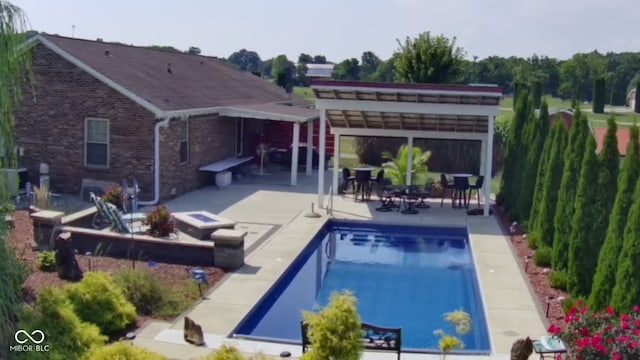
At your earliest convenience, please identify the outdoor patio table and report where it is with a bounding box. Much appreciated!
[353,168,374,201]
[450,174,472,209]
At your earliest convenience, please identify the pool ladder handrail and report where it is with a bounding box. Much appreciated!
[326,185,334,216]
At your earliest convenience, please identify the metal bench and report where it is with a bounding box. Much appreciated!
[198,156,254,189]
[301,321,402,360]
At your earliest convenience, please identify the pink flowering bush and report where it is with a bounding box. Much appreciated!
[548,300,640,359]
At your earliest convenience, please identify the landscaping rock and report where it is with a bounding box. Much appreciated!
[55,232,83,281]
[183,316,205,346]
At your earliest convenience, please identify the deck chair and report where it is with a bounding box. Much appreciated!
[106,203,149,234]
[90,192,146,229]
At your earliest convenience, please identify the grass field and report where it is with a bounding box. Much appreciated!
[294,87,315,100]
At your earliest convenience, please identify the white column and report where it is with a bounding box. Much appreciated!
[406,137,414,185]
[480,139,486,175]
[306,120,313,176]
[332,133,340,191]
[291,122,300,186]
[318,110,327,207]
[483,116,495,216]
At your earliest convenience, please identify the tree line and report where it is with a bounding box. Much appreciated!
[499,89,640,313]
[222,39,640,106]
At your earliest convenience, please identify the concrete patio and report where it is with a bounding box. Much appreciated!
[132,169,548,359]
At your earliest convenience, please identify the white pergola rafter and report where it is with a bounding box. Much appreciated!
[312,80,501,216]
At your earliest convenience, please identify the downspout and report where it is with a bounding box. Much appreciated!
[139,117,170,206]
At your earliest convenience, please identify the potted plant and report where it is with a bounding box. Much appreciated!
[143,205,174,238]
[102,183,124,211]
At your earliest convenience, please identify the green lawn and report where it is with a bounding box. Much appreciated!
[293,86,315,100]
[500,96,639,127]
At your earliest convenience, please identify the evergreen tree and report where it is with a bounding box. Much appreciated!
[518,100,550,224]
[592,76,606,114]
[531,120,568,248]
[528,117,556,237]
[567,135,601,296]
[635,84,640,113]
[532,80,543,109]
[611,170,640,312]
[498,90,531,216]
[590,123,640,310]
[551,109,589,270]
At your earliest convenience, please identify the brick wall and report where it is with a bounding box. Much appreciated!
[158,115,236,199]
[14,44,155,198]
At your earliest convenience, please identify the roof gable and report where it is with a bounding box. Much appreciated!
[36,34,291,116]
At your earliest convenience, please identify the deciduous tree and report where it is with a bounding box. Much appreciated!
[393,32,465,84]
[227,48,262,73]
[590,123,640,310]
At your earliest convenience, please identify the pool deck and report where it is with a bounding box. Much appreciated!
[132,170,547,359]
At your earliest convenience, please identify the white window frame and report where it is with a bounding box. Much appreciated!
[84,117,110,168]
[179,119,189,164]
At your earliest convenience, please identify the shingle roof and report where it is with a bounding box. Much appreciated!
[37,34,291,113]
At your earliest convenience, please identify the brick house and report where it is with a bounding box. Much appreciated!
[15,34,319,204]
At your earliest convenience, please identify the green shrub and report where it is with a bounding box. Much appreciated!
[19,287,106,360]
[534,247,552,267]
[301,290,363,360]
[196,344,270,360]
[549,270,568,291]
[36,251,56,272]
[83,341,168,360]
[115,269,165,316]
[66,272,137,335]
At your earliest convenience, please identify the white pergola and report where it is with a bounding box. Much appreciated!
[310,80,502,216]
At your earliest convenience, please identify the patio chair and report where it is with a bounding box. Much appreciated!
[89,192,146,229]
[415,179,434,209]
[468,176,484,207]
[370,169,385,198]
[105,203,149,234]
[439,174,455,207]
[340,168,355,194]
[354,170,373,201]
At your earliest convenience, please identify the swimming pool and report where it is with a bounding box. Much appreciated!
[233,220,491,353]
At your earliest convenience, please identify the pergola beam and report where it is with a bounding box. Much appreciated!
[315,99,500,118]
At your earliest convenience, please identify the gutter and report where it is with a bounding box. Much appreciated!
[138,117,170,206]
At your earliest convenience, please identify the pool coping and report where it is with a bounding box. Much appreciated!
[135,200,548,359]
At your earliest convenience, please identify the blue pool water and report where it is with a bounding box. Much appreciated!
[234,220,491,352]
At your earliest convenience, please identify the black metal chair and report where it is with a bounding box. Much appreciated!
[354,170,372,201]
[341,168,355,194]
[440,174,455,207]
[468,175,484,207]
[370,169,385,198]
[416,179,434,209]
[452,176,470,209]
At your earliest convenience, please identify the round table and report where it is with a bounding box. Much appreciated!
[450,174,473,208]
[353,168,374,201]
[450,173,473,178]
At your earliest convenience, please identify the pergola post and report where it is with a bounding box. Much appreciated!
[483,116,495,216]
[306,120,314,176]
[406,136,414,185]
[318,110,327,208]
[332,133,340,192]
[290,122,300,186]
[480,139,486,175]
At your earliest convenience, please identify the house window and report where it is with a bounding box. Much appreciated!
[85,118,109,167]
[180,120,189,164]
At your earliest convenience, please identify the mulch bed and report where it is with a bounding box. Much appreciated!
[8,210,227,326]
[493,205,568,330]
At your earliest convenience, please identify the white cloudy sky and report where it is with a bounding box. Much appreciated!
[11,0,640,62]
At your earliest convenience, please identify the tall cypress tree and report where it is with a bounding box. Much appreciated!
[531,120,567,248]
[592,77,606,114]
[551,109,589,270]
[528,115,556,237]
[518,100,550,224]
[567,135,601,297]
[498,90,531,216]
[611,172,640,312]
[590,123,640,310]
[634,84,640,114]
[532,80,543,109]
